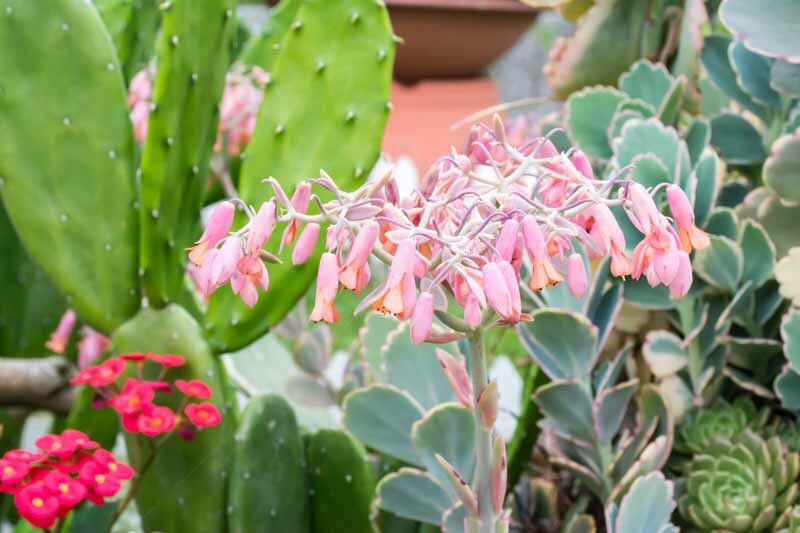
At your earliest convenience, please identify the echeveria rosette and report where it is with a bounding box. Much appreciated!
[676,397,772,456]
[678,430,800,532]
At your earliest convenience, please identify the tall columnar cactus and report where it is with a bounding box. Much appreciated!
[204,0,395,352]
[138,0,237,307]
[229,394,309,533]
[0,0,139,333]
[94,0,161,81]
[112,306,235,533]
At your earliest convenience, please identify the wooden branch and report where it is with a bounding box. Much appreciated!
[0,356,75,413]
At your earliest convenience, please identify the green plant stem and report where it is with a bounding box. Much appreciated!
[106,439,163,532]
[468,327,494,533]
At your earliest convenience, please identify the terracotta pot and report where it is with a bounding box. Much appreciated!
[264,0,539,82]
[387,0,539,82]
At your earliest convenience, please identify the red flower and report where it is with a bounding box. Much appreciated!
[60,430,99,451]
[110,379,155,415]
[175,379,212,399]
[149,353,185,367]
[137,405,176,436]
[185,403,222,428]
[0,459,29,485]
[72,358,125,387]
[121,412,142,434]
[148,381,172,393]
[14,484,60,529]
[92,450,134,481]
[53,452,92,475]
[35,434,77,459]
[78,461,121,497]
[43,471,86,508]
[121,352,149,361]
[3,450,46,463]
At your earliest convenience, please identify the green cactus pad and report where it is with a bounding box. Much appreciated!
[306,429,375,533]
[239,0,301,71]
[566,87,625,160]
[229,394,309,533]
[138,0,237,307]
[410,403,475,501]
[204,0,395,353]
[0,0,139,333]
[374,467,454,525]
[112,305,234,533]
[94,0,160,81]
[720,0,800,63]
[343,384,425,465]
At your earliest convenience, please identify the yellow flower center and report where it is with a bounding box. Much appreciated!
[51,442,61,450]
[32,497,43,508]
[149,417,163,428]
[108,462,117,472]
[94,474,106,484]
[59,483,69,494]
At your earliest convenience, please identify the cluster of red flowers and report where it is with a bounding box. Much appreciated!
[0,430,133,529]
[71,353,222,439]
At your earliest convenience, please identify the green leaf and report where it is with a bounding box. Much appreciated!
[709,112,767,165]
[782,308,800,374]
[776,247,800,306]
[699,78,731,117]
[739,188,800,258]
[239,0,301,71]
[518,309,598,381]
[343,384,425,465]
[506,365,547,489]
[0,0,139,332]
[375,468,453,525]
[764,131,800,203]
[566,87,626,160]
[771,60,800,98]
[534,380,595,443]
[622,277,674,310]
[359,312,400,380]
[657,77,685,126]
[705,207,739,240]
[613,472,676,533]
[671,0,708,80]
[692,152,720,228]
[595,379,638,443]
[720,0,800,63]
[205,0,395,352]
[685,117,710,167]
[642,330,687,378]
[701,35,768,121]
[729,40,781,108]
[411,404,475,499]
[619,60,673,111]
[628,153,671,188]
[306,429,375,533]
[692,235,743,292]
[775,366,800,411]
[613,118,680,182]
[738,220,775,289]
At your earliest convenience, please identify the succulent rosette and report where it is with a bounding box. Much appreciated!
[678,429,800,532]
[676,397,772,456]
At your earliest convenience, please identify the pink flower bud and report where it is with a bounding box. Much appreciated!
[231,253,269,307]
[495,219,520,262]
[491,435,507,515]
[46,309,77,354]
[189,201,235,265]
[434,454,478,517]
[669,250,692,298]
[435,349,473,408]
[566,253,587,299]
[464,293,482,329]
[521,215,546,260]
[310,253,339,323]
[247,200,277,254]
[210,236,243,287]
[628,183,660,234]
[292,223,320,265]
[570,150,593,179]
[340,221,379,293]
[78,327,111,369]
[482,262,511,319]
[666,185,710,252]
[281,183,313,249]
[410,291,434,344]
[477,379,499,431]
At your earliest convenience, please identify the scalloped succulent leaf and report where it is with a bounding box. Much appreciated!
[518,309,598,381]
[738,188,800,258]
[701,35,769,121]
[738,220,775,289]
[204,0,395,352]
[374,468,453,525]
[776,247,800,305]
[410,403,475,500]
[692,151,720,228]
[612,472,676,533]
[613,118,680,182]
[729,40,782,108]
[566,87,626,160]
[782,308,800,373]
[692,235,743,292]
[306,429,375,533]
[710,112,767,165]
[685,117,710,166]
[534,380,595,443]
[0,0,139,332]
[619,60,673,111]
[642,331,687,378]
[595,379,638,443]
[699,78,731,117]
[776,366,800,411]
[657,77,685,126]
[720,0,800,63]
[705,207,739,240]
[764,131,800,204]
[343,384,425,465]
[771,60,800,97]
[359,312,400,379]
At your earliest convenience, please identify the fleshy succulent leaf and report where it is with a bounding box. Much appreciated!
[566,87,626,160]
[764,131,800,204]
[518,309,598,381]
[613,472,676,533]
[374,468,454,526]
[692,235,743,292]
[709,112,767,165]
[719,0,800,63]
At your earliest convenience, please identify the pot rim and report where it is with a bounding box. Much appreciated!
[385,0,538,13]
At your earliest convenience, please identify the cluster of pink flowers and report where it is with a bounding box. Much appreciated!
[46,309,111,369]
[0,430,133,529]
[128,64,268,155]
[71,354,222,439]
[187,117,709,343]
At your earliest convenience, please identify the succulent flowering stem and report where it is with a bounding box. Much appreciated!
[467,327,495,532]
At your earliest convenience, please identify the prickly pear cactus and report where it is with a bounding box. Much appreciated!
[0,0,139,333]
[94,0,161,81]
[204,0,395,353]
[306,429,375,533]
[112,305,235,533]
[138,0,237,307]
[229,394,310,533]
[239,0,301,71]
